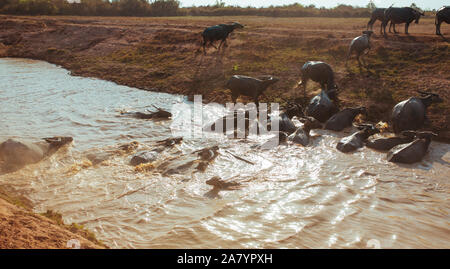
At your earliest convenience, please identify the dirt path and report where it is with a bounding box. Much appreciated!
[0,15,449,141]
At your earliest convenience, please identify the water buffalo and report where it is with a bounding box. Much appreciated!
[366,131,416,151]
[226,75,279,106]
[346,31,373,71]
[288,117,322,146]
[298,61,338,100]
[387,131,436,164]
[0,137,73,172]
[382,7,425,35]
[283,101,304,119]
[202,22,244,55]
[367,7,400,34]
[203,110,256,137]
[436,6,450,35]
[120,106,171,119]
[336,124,379,153]
[266,103,304,135]
[305,89,339,123]
[391,91,443,134]
[367,8,390,33]
[324,107,367,132]
[265,111,298,135]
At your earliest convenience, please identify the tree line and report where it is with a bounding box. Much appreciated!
[0,0,431,17]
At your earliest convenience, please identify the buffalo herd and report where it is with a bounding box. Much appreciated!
[198,5,447,165]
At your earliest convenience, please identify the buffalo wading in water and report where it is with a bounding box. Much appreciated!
[305,89,339,123]
[201,22,244,55]
[382,7,425,36]
[297,61,338,102]
[390,91,443,134]
[226,75,279,107]
[0,137,73,172]
[203,109,259,138]
[288,116,322,146]
[266,102,304,135]
[436,6,450,36]
[120,105,172,120]
[336,124,379,153]
[366,130,417,151]
[324,107,367,132]
[346,31,373,72]
[387,131,437,164]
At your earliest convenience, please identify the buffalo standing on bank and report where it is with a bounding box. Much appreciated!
[382,7,425,35]
[298,61,338,101]
[226,75,279,106]
[346,31,373,71]
[201,22,244,55]
[436,6,450,36]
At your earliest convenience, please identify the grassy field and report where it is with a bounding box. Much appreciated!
[1,15,449,140]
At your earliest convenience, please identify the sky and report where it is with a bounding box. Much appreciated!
[179,1,445,10]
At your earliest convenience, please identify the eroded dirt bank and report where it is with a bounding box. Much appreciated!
[0,15,449,141]
[0,187,105,248]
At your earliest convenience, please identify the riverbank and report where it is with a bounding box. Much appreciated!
[0,15,448,142]
[0,186,106,248]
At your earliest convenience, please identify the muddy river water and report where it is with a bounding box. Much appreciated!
[0,58,449,248]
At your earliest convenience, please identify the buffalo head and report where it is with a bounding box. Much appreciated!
[232,22,244,29]
[414,10,425,24]
[362,30,374,37]
[417,90,443,104]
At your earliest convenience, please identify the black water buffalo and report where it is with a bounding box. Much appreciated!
[273,112,297,135]
[226,75,279,106]
[436,6,450,35]
[298,61,338,100]
[288,117,322,146]
[305,89,339,123]
[324,107,367,132]
[387,131,436,164]
[367,8,388,33]
[390,91,443,134]
[367,8,387,33]
[382,7,425,35]
[366,131,416,151]
[203,110,257,137]
[336,124,379,153]
[267,103,304,134]
[202,22,244,54]
[367,8,399,34]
